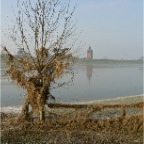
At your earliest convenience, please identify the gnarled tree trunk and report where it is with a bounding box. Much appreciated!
[2,0,77,122]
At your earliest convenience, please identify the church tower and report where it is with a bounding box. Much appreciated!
[87,46,93,59]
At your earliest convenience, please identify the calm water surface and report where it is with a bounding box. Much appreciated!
[1,63,143,106]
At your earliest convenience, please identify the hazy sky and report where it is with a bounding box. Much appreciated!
[0,0,143,59]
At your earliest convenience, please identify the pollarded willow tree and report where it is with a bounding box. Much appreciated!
[2,0,79,121]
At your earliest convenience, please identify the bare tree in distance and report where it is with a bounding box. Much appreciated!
[2,0,80,122]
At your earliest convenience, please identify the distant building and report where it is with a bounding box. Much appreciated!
[17,48,24,56]
[17,48,31,57]
[1,49,7,61]
[1,49,6,56]
[87,46,93,60]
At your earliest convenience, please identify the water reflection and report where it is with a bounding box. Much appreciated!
[86,65,93,82]
[1,63,143,106]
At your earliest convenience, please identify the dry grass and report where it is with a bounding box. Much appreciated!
[1,102,143,144]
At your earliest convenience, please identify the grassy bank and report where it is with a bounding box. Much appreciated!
[1,95,144,144]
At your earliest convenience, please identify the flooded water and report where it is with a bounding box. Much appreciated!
[1,62,143,106]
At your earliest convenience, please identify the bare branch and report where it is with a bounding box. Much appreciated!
[3,0,79,122]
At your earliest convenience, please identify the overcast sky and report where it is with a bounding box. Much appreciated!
[0,0,143,59]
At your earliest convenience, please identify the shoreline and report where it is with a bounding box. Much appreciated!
[72,94,143,105]
[1,95,143,143]
[1,94,143,114]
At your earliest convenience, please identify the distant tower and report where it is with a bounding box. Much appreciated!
[87,46,93,59]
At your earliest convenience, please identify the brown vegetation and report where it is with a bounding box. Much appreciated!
[2,0,78,122]
[1,101,143,143]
